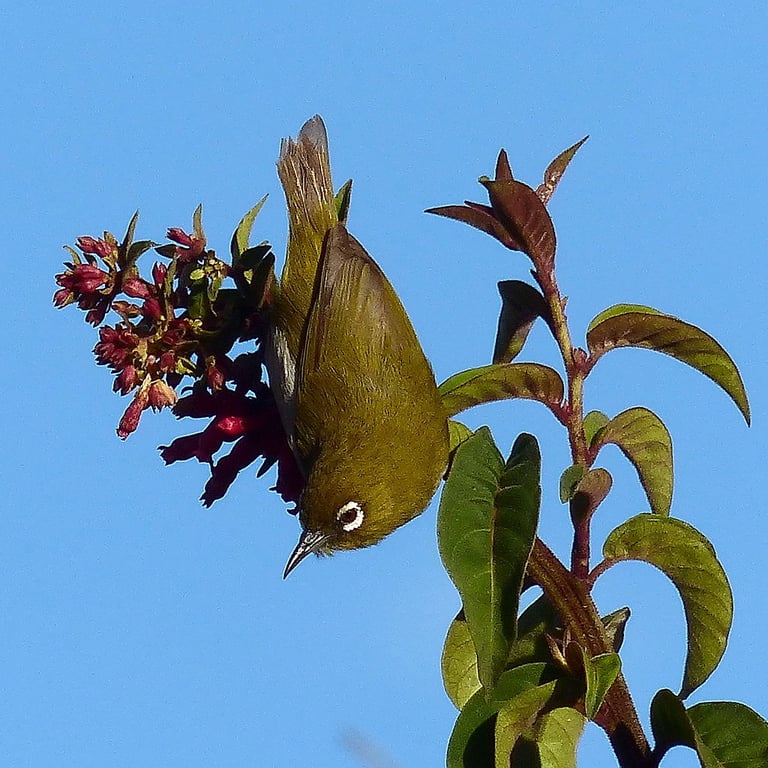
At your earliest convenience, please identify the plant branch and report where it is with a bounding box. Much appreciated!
[535,266,593,576]
[570,498,592,581]
[528,538,654,767]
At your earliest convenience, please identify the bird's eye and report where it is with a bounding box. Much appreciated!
[337,501,364,532]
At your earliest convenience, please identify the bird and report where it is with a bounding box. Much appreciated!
[267,116,449,576]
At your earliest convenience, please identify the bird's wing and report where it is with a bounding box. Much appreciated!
[295,223,438,455]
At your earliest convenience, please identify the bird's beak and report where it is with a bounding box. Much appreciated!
[283,529,331,579]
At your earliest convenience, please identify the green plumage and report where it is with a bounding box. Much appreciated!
[270,117,449,574]
[295,224,449,551]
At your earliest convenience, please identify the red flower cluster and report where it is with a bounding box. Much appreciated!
[55,222,196,437]
[54,210,299,510]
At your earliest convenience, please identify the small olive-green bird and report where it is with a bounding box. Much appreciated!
[267,116,449,577]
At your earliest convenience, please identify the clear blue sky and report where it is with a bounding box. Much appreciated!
[2,2,766,766]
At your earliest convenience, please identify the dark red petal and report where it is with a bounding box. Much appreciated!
[159,433,204,464]
[53,287,74,308]
[200,433,265,507]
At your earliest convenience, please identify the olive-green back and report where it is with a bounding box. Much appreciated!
[295,223,449,547]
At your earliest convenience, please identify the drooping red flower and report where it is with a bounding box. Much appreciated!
[160,385,304,506]
[117,378,151,439]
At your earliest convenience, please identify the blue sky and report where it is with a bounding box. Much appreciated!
[2,2,766,766]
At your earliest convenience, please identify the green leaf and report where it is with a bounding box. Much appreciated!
[507,595,562,669]
[243,250,276,311]
[442,613,481,709]
[592,407,673,516]
[651,689,768,767]
[583,410,609,445]
[581,649,621,719]
[125,239,158,268]
[480,179,557,270]
[238,244,272,271]
[650,689,698,758]
[192,203,205,241]
[438,428,504,690]
[334,179,353,223]
[536,136,589,205]
[589,303,667,326]
[602,515,732,697]
[495,682,561,768]
[122,210,140,254]
[586,304,750,424]
[207,273,223,305]
[230,195,268,260]
[439,363,565,418]
[63,243,81,265]
[438,430,541,690]
[688,701,768,766]
[448,420,474,454]
[187,280,209,321]
[493,281,550,363]
[447,664,558,768]
[559,465,586,503]
[442,594,562,711]
[601,607,630,652]
[526,707,587,768]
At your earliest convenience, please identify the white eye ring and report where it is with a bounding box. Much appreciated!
[337,501,364,532]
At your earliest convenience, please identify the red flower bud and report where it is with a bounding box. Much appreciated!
[56,263,109,295]
[172,390,217,418]
[77,236,115,260]
[159,434,204,464]
[117,381,151,439]
[159,351,176,373]
[152,262,167,286]
[166,228,194,247]
[148,379,178,411]
[94,326,140,369]
[111,300,142,318]
[166,227,205,261]
[207,363,226,391]
[113,365,140,395]
[84,303,110,326]
[122,277,152,299]
[142,297,162,320]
